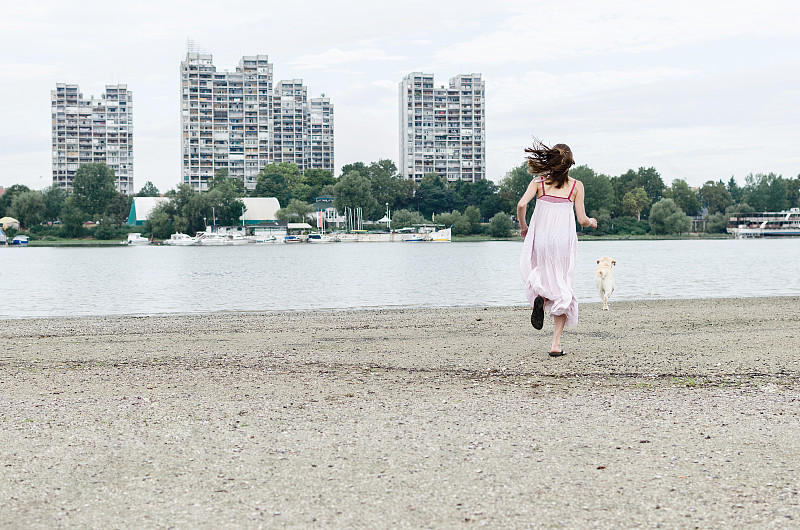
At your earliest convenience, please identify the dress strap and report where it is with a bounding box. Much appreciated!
[538,178,547,196]
[567,179,577,201]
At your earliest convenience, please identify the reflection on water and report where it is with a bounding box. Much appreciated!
[1,239,799,318]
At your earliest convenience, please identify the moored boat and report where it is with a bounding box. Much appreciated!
[727,208,800,238]
[125,233,150,245]
[165,233,196,246]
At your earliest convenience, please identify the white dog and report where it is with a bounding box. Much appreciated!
[595,257,616,310]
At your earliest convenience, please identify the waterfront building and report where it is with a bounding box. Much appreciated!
[399,72,485,182]
[51,83,134,194]
[180,52,333,192]
[127,197,169,226]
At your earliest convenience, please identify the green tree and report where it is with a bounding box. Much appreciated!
[144,204,174,239]
[94,218,118,240]
[667,179,701,216]
[259,162,303,193]
[390,209,425,229]
[333,171,379,219]
[464,205,481,234]
[253,171,290,206]
[637,167,665,203]
[302,168,336,190]
[137,181,160,197]
[42,185,67,223]
[416,173,452,217]
[700,180,733,215]
[276,199,314,223]
[184,183,245,228]
[621,187,651,221]
[0,184,32,218]
[649,198,691,235]
[105,193,133,226]
[488,212,513,238]
[741,173,788,212]
[72,162,117,216]
[727,176,744,203]
[10,190,45,229]
[59,199,86,238]
[786,176,800,208]
[436,210,472,235]
[498,163,531,213]
[452,179,497,212]
[571,165,614,219]
[209,169,245,195]
[704,212,729,233]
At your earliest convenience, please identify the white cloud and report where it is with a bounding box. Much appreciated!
[436,0,800,65]
[288,48,405,70]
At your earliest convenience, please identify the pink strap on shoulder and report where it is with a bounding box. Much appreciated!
[567,179,577,200]
[539,178,546,196]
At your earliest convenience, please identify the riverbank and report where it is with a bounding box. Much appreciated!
[2,297,799,527]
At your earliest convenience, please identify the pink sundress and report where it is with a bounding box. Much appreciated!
[520,178,579,327]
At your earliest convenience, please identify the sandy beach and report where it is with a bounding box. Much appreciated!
[2,297,800,528]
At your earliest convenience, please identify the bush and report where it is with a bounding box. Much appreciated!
[391,209,426,229]
[488,213,513,238]
[606,216,649,236]
[650,198,691,235]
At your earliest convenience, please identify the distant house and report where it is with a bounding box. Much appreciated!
[310,195,344,228]
[127,197,169,226]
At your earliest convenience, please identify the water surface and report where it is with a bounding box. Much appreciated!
[1,239,798,319]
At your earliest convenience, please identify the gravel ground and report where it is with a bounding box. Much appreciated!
[2,297,800,528]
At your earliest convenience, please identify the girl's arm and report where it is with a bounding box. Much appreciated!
[517,180,539,237]
[573,180,597,228]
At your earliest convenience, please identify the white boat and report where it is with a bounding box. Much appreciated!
[429,227,452,242]
[727,208,800,238]
[165,233,196,246]
[224,234,251,245]
[248,235,278,244]
[126,233,150,245]
[194,232,226,245]
[307,232,339,243]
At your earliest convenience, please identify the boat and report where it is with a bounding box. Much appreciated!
[11,235,29,246]
[164,233,196,246]
[249,235,278,244]
[727,208,800,238]
[284,235,302,243]
[125,233,150,245]
[223,234,251,245]
[307,232,339,243]
[194,232,226,245]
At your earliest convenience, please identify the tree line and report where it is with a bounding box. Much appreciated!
[2,159,799,240]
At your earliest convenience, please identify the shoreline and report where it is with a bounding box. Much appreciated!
[2,293,798,321]
[3,297,800,527]
[12,232,737,246]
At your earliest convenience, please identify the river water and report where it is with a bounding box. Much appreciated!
[1,239,798,319]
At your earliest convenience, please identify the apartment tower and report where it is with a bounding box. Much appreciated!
[51,83,134,194]
[181,52,333,191]
[399,72,485,182]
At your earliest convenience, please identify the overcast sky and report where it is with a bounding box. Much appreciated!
[1,0,799,194]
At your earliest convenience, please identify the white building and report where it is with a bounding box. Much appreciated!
[51,83,134,194]
[399,72,485,182]
[180,52,334,192]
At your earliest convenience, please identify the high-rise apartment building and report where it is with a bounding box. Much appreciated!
[51,83,134,194]
[399,72,485,182]
[180,52,333,191]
